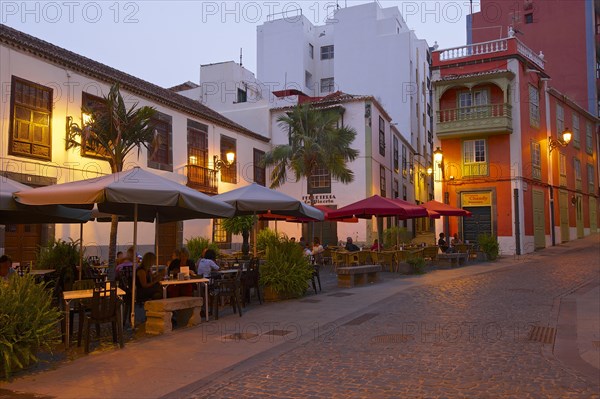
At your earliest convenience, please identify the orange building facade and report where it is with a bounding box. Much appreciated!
[431,36,598,255]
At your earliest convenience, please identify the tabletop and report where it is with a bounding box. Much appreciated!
[159,277,209,286]
[28,269,56,275]
[63,287,126,301]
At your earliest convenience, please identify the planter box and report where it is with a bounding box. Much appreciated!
[263,286,299,302]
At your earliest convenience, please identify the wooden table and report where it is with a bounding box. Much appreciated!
[159,278,210,321]
[28,269,55,283]
[62,287,125,349]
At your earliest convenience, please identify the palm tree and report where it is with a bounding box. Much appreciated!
[222,215,256,257]
[264,103,359,204]
[67,83,157,265]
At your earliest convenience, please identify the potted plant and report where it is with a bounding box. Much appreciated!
[477,234,499,261]
[222,215,256,257]
[259,239,313,301]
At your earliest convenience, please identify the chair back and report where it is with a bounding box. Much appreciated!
[90,281,119,321]
[395,250,411,263]
[422,246,440,261]
[73,279,96,291]
[357,251,370,265]
[116,266,134,301]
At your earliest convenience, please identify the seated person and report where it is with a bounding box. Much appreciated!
[311,237,325,264]
[345,237,360,252]
[116,246,134,273]
[451,233,462,247]
[168,247,196,275]
[0,255,16,281]
[135,252,163,302]
[167,247,196,297]
[370,239,383,251]
[303,244,312,257]
[196,249,220,278]
[438,233,449,253]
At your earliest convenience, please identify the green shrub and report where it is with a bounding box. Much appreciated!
[478,234,499,261]
[259,240,313,298]
[0,275,61,379]
[256,228,281,252]
[186,236,220,262]
[36,238,83,293]
[406,257,426,274]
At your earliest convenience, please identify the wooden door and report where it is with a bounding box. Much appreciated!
[559,190,570,242]
[532,189,545,249]
[156,222,179,266]
[462,206,492,243]
[4,223,42,266]
[590,197,598,233]
[575,194,584,238]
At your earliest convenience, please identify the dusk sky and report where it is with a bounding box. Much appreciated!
[2,1,479,88]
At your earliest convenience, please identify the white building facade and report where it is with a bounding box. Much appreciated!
[0,25,271,265]
[257,2,434,167]
[178,60,424,246]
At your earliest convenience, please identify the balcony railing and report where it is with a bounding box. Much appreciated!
[436,37,545,70]
[436,103,513,137]
[187,164,218,194]
[439,38,508,61]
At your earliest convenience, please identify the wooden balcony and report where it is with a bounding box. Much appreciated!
[436,103,512,138]
[187,164,218,195]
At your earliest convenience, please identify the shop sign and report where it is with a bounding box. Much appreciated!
[302,194,336,204]
[462,192,492,206]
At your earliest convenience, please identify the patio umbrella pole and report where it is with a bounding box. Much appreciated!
[155,212,159,267]
[79,222,83,280]
[130,203,138,329]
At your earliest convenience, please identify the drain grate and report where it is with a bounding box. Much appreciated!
[371,334,413,344]
[223,332,259,340]
[344,313,378,326]
[299,299,321,303]
[264,329,293,336]
[328,292,354,297]
[528,326,556,344]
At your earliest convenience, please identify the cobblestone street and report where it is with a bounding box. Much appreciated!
[183,242,600,399]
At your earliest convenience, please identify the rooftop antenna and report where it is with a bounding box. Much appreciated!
[239,48,243,67]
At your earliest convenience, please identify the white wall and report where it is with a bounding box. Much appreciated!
[0,44,270,252]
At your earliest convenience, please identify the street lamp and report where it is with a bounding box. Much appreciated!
[213,151,235,171]
[548,129,572,152]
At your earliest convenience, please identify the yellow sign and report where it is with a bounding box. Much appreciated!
[462,192,492,207]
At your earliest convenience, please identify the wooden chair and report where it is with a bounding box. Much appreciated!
[321,248,332,265]
[331,251,346,271]
[379,251,396,272]
[422,246,440,263]
[310,265,322,294]
[357,251,371,265]
[454,244,469,261]
[82,281,124,353]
